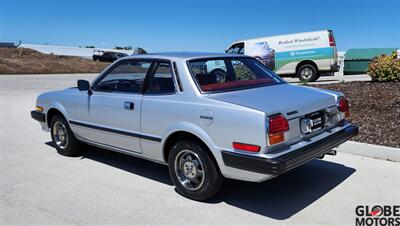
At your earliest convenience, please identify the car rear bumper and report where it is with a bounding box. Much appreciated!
[320,64,340,73]
[221,124,358,175]
[31,110,46,122]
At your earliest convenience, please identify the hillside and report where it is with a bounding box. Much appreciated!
[0,47,110,74]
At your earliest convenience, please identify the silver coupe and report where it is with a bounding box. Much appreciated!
[31,52,358,200]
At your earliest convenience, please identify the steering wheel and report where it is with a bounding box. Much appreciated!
[115,79,141,92]
[210,69,227,83]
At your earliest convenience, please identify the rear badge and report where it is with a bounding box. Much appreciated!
[286,110,298,116]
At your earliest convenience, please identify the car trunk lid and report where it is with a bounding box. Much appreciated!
[208,84,338,118]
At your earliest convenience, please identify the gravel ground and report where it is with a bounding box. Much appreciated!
[309,81,400,148]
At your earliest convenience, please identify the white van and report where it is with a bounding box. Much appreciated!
[226,30,339,82]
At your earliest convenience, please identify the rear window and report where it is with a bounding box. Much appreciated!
[188,57,284,92]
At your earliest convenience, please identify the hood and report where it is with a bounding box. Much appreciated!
[208,84,341,118]
[38,87,79,101]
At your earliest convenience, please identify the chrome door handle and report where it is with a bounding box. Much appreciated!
[124,101,134,110]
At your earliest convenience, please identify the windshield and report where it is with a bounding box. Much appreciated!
[188,57,285,93]
[226,42,244,54]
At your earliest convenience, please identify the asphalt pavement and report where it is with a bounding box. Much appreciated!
[0,73,398,226]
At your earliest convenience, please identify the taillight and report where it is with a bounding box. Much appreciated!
[329,31,336,47]
[268,114,289,145]
[269,114,289,134]
[232,142,260,153]
[337,97,349,118]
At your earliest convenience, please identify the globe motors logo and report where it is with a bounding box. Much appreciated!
[355,205,400,226]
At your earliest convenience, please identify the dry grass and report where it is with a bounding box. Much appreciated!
[0,47,110,74]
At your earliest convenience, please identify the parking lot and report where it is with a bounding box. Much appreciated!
[0,74,399,225]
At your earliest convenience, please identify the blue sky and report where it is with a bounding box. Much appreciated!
[0,0,399,52]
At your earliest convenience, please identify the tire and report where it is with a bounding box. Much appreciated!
[50,114,82,156]
[168,140,223,201]
[297,64,319,82]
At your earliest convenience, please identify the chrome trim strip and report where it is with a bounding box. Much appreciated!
[69,120,162,142]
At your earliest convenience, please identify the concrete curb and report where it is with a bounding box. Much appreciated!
[334,141,400,162]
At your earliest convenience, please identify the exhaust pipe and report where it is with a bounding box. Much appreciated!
[318,150,337,159]
[326,150,337,156]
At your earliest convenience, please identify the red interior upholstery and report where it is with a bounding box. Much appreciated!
[200,78,274,92]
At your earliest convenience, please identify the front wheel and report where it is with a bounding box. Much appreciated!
[297,64,319,82]
[168,140,223,201]
[50,115,82,156]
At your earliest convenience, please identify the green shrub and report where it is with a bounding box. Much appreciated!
[367,51,400,82]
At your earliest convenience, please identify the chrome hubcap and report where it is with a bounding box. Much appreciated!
[301,68,313,78]
[174,150,205,191]
[183,161,197,179]
[53,121,68,149]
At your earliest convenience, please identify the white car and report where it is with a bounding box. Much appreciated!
[31,52,358,200]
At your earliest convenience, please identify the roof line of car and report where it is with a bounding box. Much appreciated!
[122,53,248,61]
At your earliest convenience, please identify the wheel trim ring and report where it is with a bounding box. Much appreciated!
[174,149,205,191]
[53,121,68,149]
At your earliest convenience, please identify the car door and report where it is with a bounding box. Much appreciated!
[74,60,153,153]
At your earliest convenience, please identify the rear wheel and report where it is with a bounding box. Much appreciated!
[297,64,319,82]
[168,140,223,201]
[50,115,82,156]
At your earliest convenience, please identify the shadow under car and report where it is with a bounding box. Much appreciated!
[45,141,355,220]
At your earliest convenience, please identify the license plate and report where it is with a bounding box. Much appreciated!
[301,111,324,134]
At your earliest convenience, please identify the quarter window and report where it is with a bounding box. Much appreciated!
[146,62,175,94]
[94,61,152,93]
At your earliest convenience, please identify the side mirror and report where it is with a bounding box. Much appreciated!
[77,80,90,91]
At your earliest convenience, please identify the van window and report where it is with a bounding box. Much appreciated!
[226,42,244,54]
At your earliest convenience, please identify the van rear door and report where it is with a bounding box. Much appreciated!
[328,30,338,64]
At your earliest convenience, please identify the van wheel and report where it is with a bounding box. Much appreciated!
[168,140,223,201]
[50,115,82,156]
[297,64,319,82]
